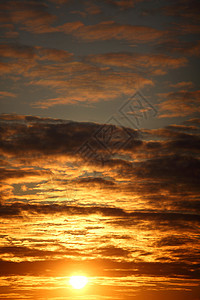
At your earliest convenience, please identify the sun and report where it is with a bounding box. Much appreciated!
[69,275,88,290]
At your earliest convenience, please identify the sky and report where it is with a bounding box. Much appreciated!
[0,0,200,299]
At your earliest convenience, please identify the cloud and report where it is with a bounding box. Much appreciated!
[0,2,165,45]
[0,0,57,34]
[31,67,153,106]
[0,114,199,190]
[133,154,200,183]
[0,114,199,244]
[58,20,164,43]
[84,2,102,15]
[0,23,19,39]
[0,168,50,184]
[36,47,73,62]
[0,45,154,106]
[158,90,200,117]
[0,91,16,98]
[0,44,73,62]
[87,52,187,74]
[0,114,198,159]
[0,245,81,259]
[0,61,20,75]
[176,23,200,35]
[0,44,36,59]
[0,114,137,158]
[0,110,199,299]
[0,0,199,296]
[158,40,200,57]
[96,245,130,257]
[1,202,200,228]
[162,0,200,23]
[184,118,200,127]
[0,202,126,218]
[78,176,116,187]
[106,0,144,9]
[69,2,102,18]
[165,200,200,214]
[169,81,194,89]
[0,43,73,83]
[156,236,194,247]
[0,256,199,278]
[49,0,71,3]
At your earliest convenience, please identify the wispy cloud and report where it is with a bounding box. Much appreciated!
[58,20,164,43]
[158,90,200,117]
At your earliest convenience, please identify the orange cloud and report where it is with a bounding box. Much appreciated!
[0,114,199,300]
[0,53,150,106]
[0,44,36,59]
[32,70,153,107]
[0,1,57,34]
[36,47,73,62]
[158,90,200,117]
[0,61,19,75]
[106,0,143,9]
[57,21,83,33]
[0,91,16,98]
[170,81,194,89]
[58,20,164,43]
[0,44,73,62]
[87,52,187,74]
[0,23,19,39]
[0,114,199,206]
[0,168,50,184]
[85,2,102,15]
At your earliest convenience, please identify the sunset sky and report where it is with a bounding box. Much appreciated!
[0,0,200,299]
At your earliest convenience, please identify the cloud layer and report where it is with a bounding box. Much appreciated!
[0,114,199,299]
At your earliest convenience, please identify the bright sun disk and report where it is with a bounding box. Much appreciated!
[69,275,88,289]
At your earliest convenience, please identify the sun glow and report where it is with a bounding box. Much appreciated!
[69,275,88,289]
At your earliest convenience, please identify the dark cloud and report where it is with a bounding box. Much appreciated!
[134,155,200,183]
[184,118,200,127]
[0,114,139,159]
[0,257,199,278]
[158,39,200,57]
[78,176,116,187]
[0,245,81,258]
[1,203,199,229]
[156,236,194,247]
[0,114,199,211]
[162,0,200,23]
[96,245,130,257]
[173,200,200,213]
[168,249,200,264]
[166,124,199,133]
[0,168,49,182]
[0,202,127,218]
